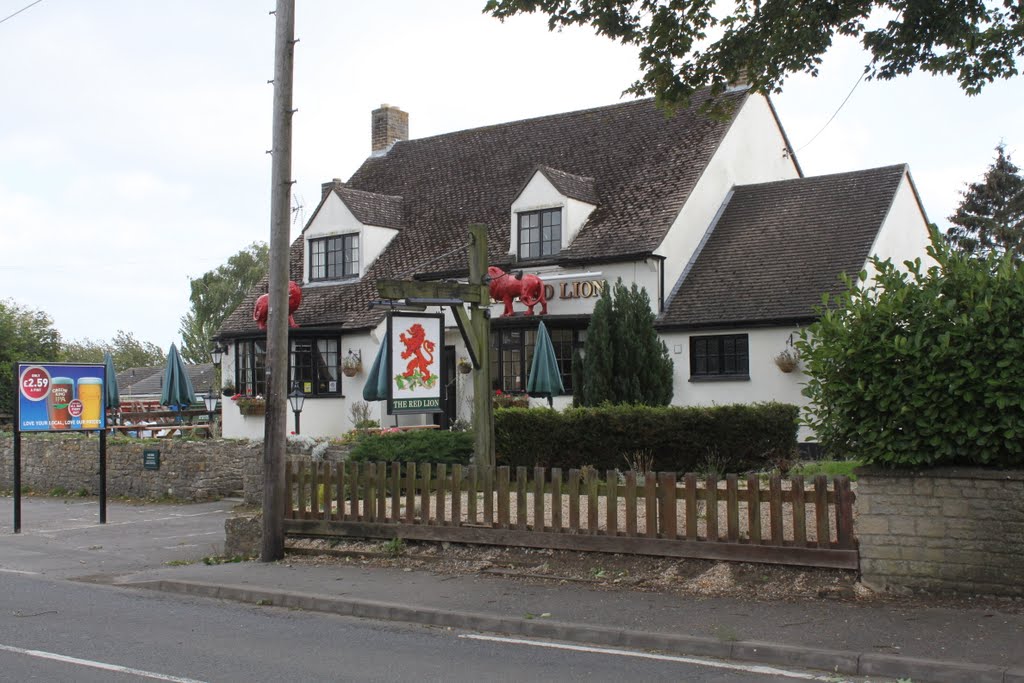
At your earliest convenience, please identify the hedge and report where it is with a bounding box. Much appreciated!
[348,429,474,466]
[494,402,798,473]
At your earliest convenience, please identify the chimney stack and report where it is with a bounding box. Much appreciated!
[321,177,344,201]
[371,104,408,154]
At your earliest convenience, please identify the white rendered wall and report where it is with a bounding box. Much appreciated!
[661,326,814,442]
[302,192,398,283]
[863,171,932,279]
[655,94,800,293]
[508,172,596,255]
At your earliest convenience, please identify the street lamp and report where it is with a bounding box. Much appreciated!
[288,384,305,435]
[203,386,219,438]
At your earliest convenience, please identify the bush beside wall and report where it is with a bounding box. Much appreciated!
[494,402,798,473]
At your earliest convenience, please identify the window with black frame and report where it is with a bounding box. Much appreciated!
[491,326,580,394]
[290,337,341,395]
[236,340,267,396]
[309,234,359,281]
[517,208,561,260]
[690,333,749,379]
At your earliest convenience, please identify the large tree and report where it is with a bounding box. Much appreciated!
[0,300,63,417]
[946,143,1024,261]
[485,0,1023,110]
[62,330,165,370]
[574,279,673,406]
[179,242,269,364]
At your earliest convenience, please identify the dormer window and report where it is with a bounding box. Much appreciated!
[310,234,359,281]
[518,208,561,259]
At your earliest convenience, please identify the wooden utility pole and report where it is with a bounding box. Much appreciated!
[262,0,296,562]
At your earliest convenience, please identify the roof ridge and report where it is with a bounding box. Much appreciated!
[734,164,906,191]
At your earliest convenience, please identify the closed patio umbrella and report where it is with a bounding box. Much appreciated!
[103,351,120,425]
[362,332,390,402]
[527,321,564,408]
[160,343,196,411]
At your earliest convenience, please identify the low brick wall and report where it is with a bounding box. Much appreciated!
[0,433,260,501]
[856,467,1024,596]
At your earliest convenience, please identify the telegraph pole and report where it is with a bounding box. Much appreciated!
[262,0,296,562]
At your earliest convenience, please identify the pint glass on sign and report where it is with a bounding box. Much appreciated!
[47,377,74,429]
[78,377,103,430]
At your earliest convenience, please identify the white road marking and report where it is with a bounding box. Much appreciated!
[0,642,209,682]
[458,634,834,681]
[28,510,226,534]
[151,531,221,540]
[0,568,40,575]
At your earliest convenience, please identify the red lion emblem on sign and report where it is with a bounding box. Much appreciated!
[488,266,548,317]
[399,323,436,382]
[253,281,303,331]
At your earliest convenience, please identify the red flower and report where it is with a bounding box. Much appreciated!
[494,389,503,395]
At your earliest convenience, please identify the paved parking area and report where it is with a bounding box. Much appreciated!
[0,495,231,580]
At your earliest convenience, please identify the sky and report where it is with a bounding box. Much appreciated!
[1,0,1020,357]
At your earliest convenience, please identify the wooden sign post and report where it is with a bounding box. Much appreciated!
[376,224,494,468]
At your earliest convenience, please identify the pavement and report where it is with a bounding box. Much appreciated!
[4,496,1024,683]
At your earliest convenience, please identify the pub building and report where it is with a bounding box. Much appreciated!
[216,88,930,441]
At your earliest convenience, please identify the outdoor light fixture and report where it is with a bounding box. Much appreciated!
[203,387,219,435]
[210,344,224,367]
[288,384,305,435]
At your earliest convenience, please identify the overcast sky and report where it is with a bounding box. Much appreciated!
[1,0,1019,357]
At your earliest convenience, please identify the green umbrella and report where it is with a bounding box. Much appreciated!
[362,332,390,402]
[103,351,120,409]
[160,343,196,410]
[527,320,564,407]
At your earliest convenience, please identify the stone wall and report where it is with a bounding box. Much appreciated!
[0,433,260,501]
[856,467,1024,597]
[243,445,352,506]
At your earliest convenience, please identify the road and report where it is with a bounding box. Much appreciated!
[0,571,850,682]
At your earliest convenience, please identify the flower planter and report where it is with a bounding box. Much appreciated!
[342,366,359,377]
[237,402,266,416]
[773,350,799,373]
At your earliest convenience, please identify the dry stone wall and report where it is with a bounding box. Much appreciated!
[0,433,260,501]
[856,467,1024,597]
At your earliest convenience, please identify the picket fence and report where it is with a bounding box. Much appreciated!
[282,462,858,569]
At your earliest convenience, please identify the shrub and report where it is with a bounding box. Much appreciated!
[797,229,1024,468]
[494,402,797,473]
[349,429,474,466]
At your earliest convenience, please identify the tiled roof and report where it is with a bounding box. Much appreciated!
[657,165,911,330]
[219,90,749,336]
[332,185,405,230]
[115,363,217,398]
[536,166,599,205]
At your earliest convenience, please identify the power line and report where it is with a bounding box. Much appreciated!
[795,67,867,153]
[0,0,44,25]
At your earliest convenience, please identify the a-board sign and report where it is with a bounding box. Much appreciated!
[387,312,444,415]
[143,449,160,470]
[16,363,106,432]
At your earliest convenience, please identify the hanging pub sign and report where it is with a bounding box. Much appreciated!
[16,363,107,432]
[387,312,444,414]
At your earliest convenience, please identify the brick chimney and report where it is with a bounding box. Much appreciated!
[371,104,408,154]
[321,177,344,201]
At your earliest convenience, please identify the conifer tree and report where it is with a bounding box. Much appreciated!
[947,144,1024,261]
[574,278,673,406]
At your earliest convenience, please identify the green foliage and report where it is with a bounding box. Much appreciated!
[349,429,475,466]
[62,329,165,370]
[485,0,1022,113]
[788,460,862,481]
[574,279,673,406]
[179,242,269,364]
[494,402,797,472]
[947,144,1024,261]
[0,299,62,416]
[797,228,1024,468]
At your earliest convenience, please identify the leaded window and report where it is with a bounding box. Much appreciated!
[290,337,341,396]
[310,234,359,281]
[690,334,749,378]
[517,208,561,259]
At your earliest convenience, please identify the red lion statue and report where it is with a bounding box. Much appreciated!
[399,323,436,381]
[253,280,303,331]
[488,266,548,317]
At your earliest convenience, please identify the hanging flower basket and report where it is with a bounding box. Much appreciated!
[457,357,472,374]
[342,350,362,377]
[773,349,800,373]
